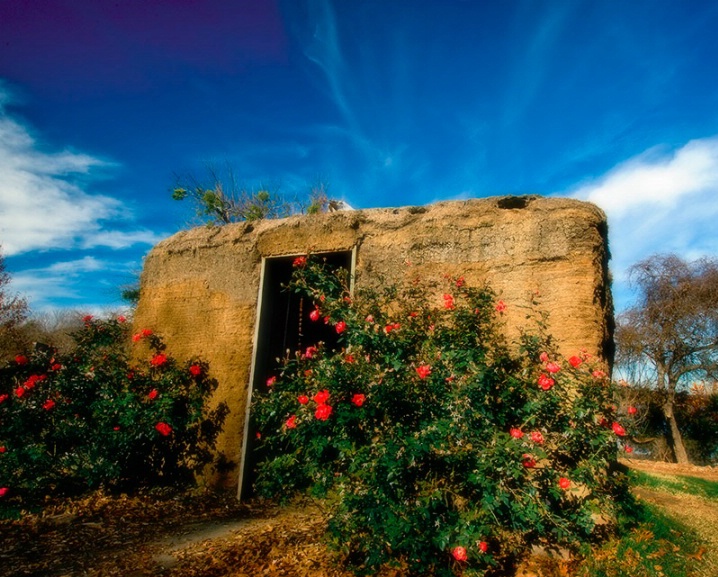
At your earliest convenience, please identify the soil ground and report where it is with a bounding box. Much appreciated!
[1,459,716,577]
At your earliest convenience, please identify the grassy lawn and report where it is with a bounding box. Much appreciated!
[574,468,717,577]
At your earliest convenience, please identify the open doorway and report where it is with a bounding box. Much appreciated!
[238,250,354,499]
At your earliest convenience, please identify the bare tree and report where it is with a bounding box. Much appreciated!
[615,254,718,463]
[0,247,29,361]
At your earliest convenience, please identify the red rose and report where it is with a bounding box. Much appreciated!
[141,328,153,337]
[15,355,28,365]
[0,394,8,404]
[0,487,8,498]
[0,446,6,453]
[15,386,25,398]
[298,395,309,405]
[568,356,582,368]
[315,403,333,421]
[51,363,62,371]
[415,365,432,379]
[344,354,355,363]
[456,276,465,287]
[266,376,276,387]
[365,314,374,323]
[83,315,93,323]
[309,309,321,322]
[155,422,172,436]
[132,333,142,342]
[612,422,626,437]
[42,399,55,411]
[545,362,561,374]
[335,321,347,334]
[443,294,455,310]
[538,374,554,391]
[150,354,167,367]
[559,477,571,490]
[352,393,366,407]
[627,406,637,415]
[303,346,318,359]
[285,415,297,429]
[510,427,524,439]
[522,454,536,468]
[292,256,307,267]
[495,300,506,313]
[148,389,159,400]
[530,431,544,444]
[189,364,202,377]
[313,389,330,405]
[539,352,549,363]
[452,546,468,561]
[624,445,633,454]
[478,541,488,553]
[117,315,127,323]
[113,426,120,431]
[255,432,261,439]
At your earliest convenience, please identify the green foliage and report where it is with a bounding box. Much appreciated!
[0,316,227,508]
[252,258,632,576]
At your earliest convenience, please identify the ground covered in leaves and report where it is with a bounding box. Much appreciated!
[1,459,716,577]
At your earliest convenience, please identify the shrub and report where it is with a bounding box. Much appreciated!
[252,258,631,576]
[0,316,227,506]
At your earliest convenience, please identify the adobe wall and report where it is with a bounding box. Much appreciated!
[133,195,613,487]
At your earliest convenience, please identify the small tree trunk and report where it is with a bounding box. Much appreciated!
[662,400,690,464]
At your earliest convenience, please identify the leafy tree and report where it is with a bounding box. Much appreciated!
[0,247,29,363]
[615,254,718,464]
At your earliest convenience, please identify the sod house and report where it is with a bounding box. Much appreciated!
[133,195,613,492]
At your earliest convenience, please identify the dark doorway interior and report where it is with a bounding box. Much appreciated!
[239,251,353,498]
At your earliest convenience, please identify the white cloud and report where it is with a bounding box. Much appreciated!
[569,136,718,310]
[9,256,138,312]
[0,86,160,256]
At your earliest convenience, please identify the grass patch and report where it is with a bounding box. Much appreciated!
[575,502,703,577]
[629,469,718,501]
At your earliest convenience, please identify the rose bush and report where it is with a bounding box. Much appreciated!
[252,258,631,576]
[0,316,227,507]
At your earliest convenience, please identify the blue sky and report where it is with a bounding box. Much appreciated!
[1,0,717,315]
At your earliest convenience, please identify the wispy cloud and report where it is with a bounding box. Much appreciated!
[10,256,137,312]
[0,84,161,256]
[569,136,718,309]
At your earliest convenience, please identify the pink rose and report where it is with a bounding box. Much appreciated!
[415,365,432,379]
[443,294,455,310]
[0,487,8,498]
[266,376,277,387]
[452,546,468,561]
[510,427,524,439]
[303,346,318,359]
[539,352,549,363]
[530,431,544,444]
[545,362,561,374]
[309,309,321,322]
[495,300,506,313]
[150,354,168,367]
[522,454,536,468]
[538,374,555,391]
[335,321,347,334]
